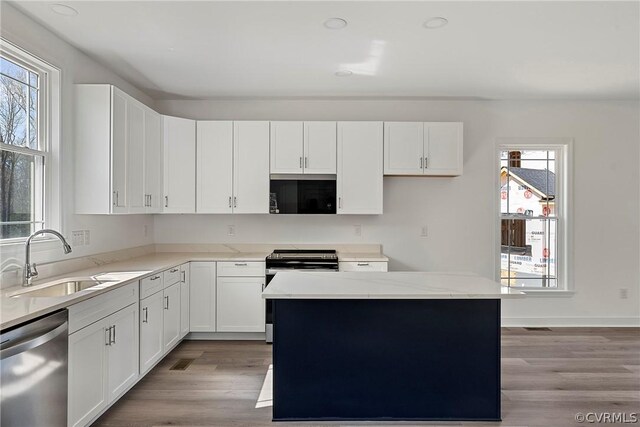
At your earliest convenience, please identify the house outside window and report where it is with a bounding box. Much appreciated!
[0,39,60,242]
[497,140,572,290]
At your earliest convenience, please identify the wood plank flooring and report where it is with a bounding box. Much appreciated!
[95,328,640,427]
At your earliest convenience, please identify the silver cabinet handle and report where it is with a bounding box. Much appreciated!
[299,157,302,168]
[338,197,342,209]
[164,295,169,310]
[357,263,370,266]
[233,197,237,208]
[111,325,116,344]
[105,326,111,346]
[170,268,179,273]
[150,275,160,281]
[305,157,308,168]
[113,191,117,207]
[234,262,248,266]
[228,196,232,208]
[149,194,152,207]
[142,307,148,323]
[181,270,186,283]
[262,283,266,291]
[165,195,169,208]
[420,157,423,169]
[424,156,427,168]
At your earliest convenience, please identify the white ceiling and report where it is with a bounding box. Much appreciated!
[9,1,640,100]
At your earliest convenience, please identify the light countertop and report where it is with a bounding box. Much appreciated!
[262,271,524,299]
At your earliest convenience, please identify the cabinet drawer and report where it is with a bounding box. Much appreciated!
[163,266,181,287]
[339,261,388,272]
[140,273,164,299]
[217,261,265,277]
[69,282,138,334]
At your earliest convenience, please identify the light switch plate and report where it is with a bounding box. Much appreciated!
[354,225,361,237]
[421,226,428,237]
[227,225,235,236]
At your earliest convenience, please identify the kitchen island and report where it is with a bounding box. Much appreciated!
[262,271,523,422]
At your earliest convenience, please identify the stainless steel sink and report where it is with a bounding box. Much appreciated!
[10,277,117,298]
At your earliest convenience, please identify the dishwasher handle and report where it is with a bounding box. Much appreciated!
[0,321,68,360]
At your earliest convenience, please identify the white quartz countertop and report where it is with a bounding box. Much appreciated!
[262,271,524,299]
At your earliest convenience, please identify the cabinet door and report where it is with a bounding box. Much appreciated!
[337,122,383,214]
[424,122,463,176]
[180,263,190,338]
[197,121,233,213]
[68,320,108,427]
[384,122,424,175]
[217,277,265,332]
[163,116,196,213]
[106,304,139,403]
[270,121,303,174]
[304,121,336,174]
[233,121,270,213]
[189,262,217,332]
[140,291,164,375]
[126,100,146,213]
[144,108,163,213]
[163,282,181,352]
[111,88,128,213]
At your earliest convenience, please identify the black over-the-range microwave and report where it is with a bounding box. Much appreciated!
[269,177,336,214]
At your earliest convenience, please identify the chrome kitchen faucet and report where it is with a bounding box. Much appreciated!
[24,229,72,286]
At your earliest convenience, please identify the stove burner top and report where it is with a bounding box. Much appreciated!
[267,249,338,261]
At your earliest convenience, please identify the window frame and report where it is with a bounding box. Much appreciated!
[0,38,61,245]
[495,138,573,293]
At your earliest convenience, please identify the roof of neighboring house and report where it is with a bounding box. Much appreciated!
[501,167,556,198]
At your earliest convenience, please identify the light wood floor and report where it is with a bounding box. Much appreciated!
[95,328,640,427]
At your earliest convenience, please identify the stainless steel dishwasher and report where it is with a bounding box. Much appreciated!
[1,309,68,427]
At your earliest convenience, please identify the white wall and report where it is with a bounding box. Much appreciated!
[155,98,640,326]
[0,3,155,284]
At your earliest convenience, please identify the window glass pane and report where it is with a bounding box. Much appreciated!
[0,57,29,85]
[29,86,38,148]
[1,76,32,148]
[29,71,38,88]
[500,218,557,288]
[0,150,44,239]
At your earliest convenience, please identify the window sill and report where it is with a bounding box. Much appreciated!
[518,289,575,298]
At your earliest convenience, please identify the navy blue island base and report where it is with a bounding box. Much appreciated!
[271,298,501,422]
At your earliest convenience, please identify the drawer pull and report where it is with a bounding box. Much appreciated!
[169,268,179,273]
[234,263,248,266]
[357,263,370,266]
[150,275,160,281]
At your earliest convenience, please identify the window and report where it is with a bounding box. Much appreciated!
[0,40,60,241]
[497,140,571,290]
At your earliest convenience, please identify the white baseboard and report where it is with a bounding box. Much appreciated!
[186,332,267,340]
[502,317,640,327]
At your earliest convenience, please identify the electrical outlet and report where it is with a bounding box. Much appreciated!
[619,288,628,299]
[354,225,361,237]
[71,230,84,247]
[227,225,235,236]
[83,230,90,246]
[420,225,428,237]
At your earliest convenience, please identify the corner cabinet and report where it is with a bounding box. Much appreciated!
[337,122,384,214]
[75,84,161,214]
[163,115,196,213]
[384,122,463,176]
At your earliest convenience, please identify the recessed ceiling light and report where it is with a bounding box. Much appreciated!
[423,17,448,29]
[335,70,353,77]
[168,47,175,52]
[324,18,348,30]
[50,3,79,16]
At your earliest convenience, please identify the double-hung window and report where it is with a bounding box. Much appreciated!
[497,139,572,290]
[0,40,59,241]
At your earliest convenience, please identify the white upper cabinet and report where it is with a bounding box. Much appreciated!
[337,122,383,214]
[233,121,270,214]
[126,100,145,213]
[270,121,337,175]
[424,122,463,176]
[304,121,337,174]
[384,122,424,175]
[163,116,196,213]
[144,109,163,213]
[270,121,303,174]
[110,89,128,213]
[384,122,463,176]
[197,121,233,213]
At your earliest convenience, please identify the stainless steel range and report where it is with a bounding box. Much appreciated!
[265,249,339,342]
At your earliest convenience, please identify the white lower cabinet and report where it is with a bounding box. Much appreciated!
[189,262,217,332]
[139,290,164,374]
[163,282,181,351]
[180,263,190,338]
[68,303,139,427]
[216,277,265,332]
